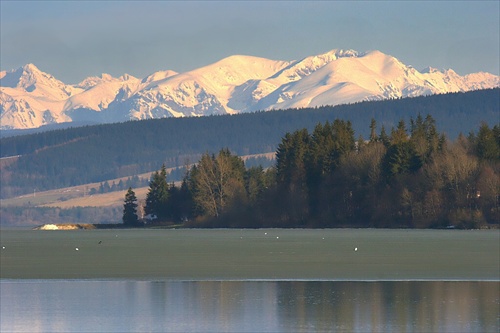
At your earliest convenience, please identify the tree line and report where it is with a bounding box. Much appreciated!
[2,88,498,199]
[123,115,499,229]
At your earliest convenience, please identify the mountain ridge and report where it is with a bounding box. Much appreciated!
[1,49,499,130]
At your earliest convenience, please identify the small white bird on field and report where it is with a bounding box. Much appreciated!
[354,247,358,251]
[75,247,79,251]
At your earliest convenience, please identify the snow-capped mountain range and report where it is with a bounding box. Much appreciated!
[1,49,499,130]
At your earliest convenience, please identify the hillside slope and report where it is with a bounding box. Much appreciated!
[1,88,498,199]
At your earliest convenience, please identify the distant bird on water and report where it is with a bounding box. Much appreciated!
[98,241,102,244]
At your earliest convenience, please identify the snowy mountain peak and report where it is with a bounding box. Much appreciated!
[325,48,360,58]
[141,70,178,85]
[1,49,499,130]
[192,54,290,84]
[100,73,114,81]
[77,75,114,89]
[421,66,444,74]
[21,64,60,87]
[1,63,46,89]
[1,63,77,100]
[268,49,360,83]
[77,73,139,90]
[119,73,136,81]
[23,63,42,72]
[216,54,270,65]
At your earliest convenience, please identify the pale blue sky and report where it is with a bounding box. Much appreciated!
[1,1,498,84]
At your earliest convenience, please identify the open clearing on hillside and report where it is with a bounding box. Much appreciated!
[0,173,152,207]
[1,153,275,208]
[41,187,150,208]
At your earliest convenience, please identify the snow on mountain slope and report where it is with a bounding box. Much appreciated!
[229,49,356,112]
[108,55,291,119]
[256,50,499,111]
[1,50,499,130]
[0,64,83,128]
[268,49,360,85]
[151,55,290,114]
[0,63,81,99]
[67,73,141,112]
[140,70,179,88]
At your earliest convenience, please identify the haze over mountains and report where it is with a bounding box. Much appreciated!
[1,49,498,130]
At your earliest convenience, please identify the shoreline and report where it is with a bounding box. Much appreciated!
[31,222,500,231]
[32,222,183,230]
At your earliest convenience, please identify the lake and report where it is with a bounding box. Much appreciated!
[1,229,499,332]
[1,280,498,332]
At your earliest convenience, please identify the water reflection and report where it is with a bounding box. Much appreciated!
[1,280,498,332]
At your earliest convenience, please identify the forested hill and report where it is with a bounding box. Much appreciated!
[1,88,498,198]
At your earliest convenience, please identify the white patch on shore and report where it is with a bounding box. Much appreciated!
[40,224,59,230]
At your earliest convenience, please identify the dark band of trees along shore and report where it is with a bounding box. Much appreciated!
[125,115,499,230]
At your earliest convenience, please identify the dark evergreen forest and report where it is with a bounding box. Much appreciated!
[141,118,499,229]
[1,88,498,199]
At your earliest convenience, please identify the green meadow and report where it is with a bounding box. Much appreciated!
[1,229,498,280]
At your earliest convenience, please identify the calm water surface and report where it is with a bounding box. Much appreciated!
[2,229,499,280]
[1,229,498,332]
[1,280,498,333]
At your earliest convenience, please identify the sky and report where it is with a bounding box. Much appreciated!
[1,1,499,84]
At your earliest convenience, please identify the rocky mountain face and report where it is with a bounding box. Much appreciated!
[1,49,498,130]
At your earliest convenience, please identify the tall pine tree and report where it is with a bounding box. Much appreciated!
[145,164,169,221]
[123,187,139,226]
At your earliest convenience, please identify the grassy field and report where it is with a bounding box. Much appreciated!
[41,187,151,208]
[0,174,152,208]
[1,229,498,280]
[1,153,275,209]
